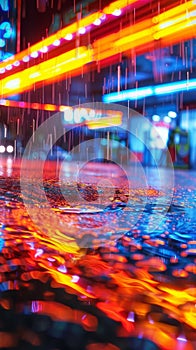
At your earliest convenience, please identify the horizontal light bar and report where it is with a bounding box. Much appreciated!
[103,0,140,14]
[0,0,141,76]
[93,1,196,60]
[0,13,97,72]
[0,98,72,112]
[1,2,195,98]
[154,80,196,95]
[86,114,122,129]
[0,47,92,97]
[113,4,196,49]
[0,0,193,78]
[103,79,196,102]
[152,1,195,24]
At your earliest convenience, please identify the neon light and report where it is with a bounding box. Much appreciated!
[13,60,20,66]
[53,39,61,46]
[112,9,122,16]
[31,51,39,58]
[44,104,57,111]
[86,114,122,129]
[65,33,73,40]
[154,14,196,40]
[4,125,7,137]
[23,55,30,62]
[103,79,196,102]
[0,0,9,11]
[103,87,153,102]
[114,27,153,49]
[0,1,195,93]
[29,72,40,79]
[0,22,12,47]
[64,109,74,122]
[152,1,195,24]
[93,18,101,26]
[79,27,86,34]
[154,80,196,94]
[177,336,187,343]
[40,46,48,53]
[0,46,92,97]
[103,0,139,14]
[0,0,140,72]
[0,98,71,111]
[0,11,98,70]
[6,64,12,70]
[63,108,123,126]
[4,78,20,89]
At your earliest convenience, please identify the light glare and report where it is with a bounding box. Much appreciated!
[7,145,14,153]
[65,33,73,40]
[79,27,86,34]
[0,145,5,153]
[163,116,171,123]
[168,111,177,118]
[152,115,160,122]
[112,9,122,16]
[93,18,101,26]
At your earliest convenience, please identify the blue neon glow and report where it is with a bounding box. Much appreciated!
[103,79,196,103]
[0,231,4,252]
[0,0,9,11]
[154,80,196,94]
[0,1,16,62]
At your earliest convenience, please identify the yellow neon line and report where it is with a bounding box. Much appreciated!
[103,0,140,14]
[86,114,122,129]
[154,17,196,40]
[0,47,92,97]
[152,0,195,24]
[0,0,194,76]
[1,3,195,97]
[0,0,140,71]
[114,27,153,48]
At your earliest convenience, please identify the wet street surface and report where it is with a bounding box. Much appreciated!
[0,158,195,350]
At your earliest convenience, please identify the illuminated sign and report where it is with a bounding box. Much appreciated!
[64,107,97,124]
[63,107,123,129]
[0,0,16,61]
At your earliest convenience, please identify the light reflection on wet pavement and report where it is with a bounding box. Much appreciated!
[0,158,195,350]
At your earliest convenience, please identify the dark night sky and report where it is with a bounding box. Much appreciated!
[21,0,55,48]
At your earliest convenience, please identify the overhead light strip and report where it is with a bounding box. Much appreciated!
[0,47,92,97]
[103,79,196,102]
[0,0,141,75]
[0,2,195,97]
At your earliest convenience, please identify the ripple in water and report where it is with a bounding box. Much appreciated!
[0,161,195,350]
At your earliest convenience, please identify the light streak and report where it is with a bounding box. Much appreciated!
[0,1,195,97]
[0,47,92,97]
[103,79,196,102]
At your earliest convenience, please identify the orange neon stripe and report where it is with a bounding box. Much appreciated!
[0,3,195,97]
[0,0,194,78]
[0,0,141,72]
[0,47,92,97]
[152,0,195,24]
[86,114,122,129]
